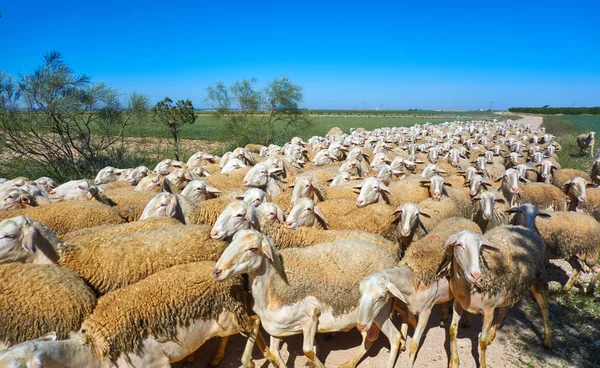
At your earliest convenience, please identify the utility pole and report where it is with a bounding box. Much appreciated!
[490,101,494,111]
[364,101,366,110]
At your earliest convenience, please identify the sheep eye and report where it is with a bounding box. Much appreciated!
[235,213,244,218]
[248,247,258,253]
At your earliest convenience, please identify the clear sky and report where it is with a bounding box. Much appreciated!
[1,0,599,110]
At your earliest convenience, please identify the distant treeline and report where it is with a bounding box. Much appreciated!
[508,107,600,115]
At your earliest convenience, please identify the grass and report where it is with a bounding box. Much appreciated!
[121,110,511,143]
[542,115,600,172]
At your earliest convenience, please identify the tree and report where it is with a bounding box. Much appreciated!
[0,51,149,180]
[205,77,311,147]
[152,97,195,161]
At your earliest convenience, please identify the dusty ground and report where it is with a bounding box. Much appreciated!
[495,112,543,129]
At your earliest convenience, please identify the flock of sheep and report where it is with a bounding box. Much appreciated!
[0,119,599,368]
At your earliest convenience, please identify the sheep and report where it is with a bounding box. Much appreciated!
[509,204,600,295]
[355,177,392,207]
[387,176,431,205]
[496,168,527,207]
[93,166,126,184]
[135,173,164,192]
[0,262,263,368]
[153,158,185,175]
[576,131,595,157]
[63,217,182,241]
[139,192,186,223]
[237,188,268,208]
[578,187,600,221]
[289,175,328,206]
[121,165,150,185]
[141,192,238,226]
[0,263,97,350]
[162,168,194,194]
[311,149,335,166]
[0,200,124,236]
[358,217,482,368]
[203,167,251,193]
[33,176,58,193]
[0,177,31,193]
[471,191,509,232]
[551,168,592,188]
[591,157,600,185]
[561,176,595,211]
[105,190,158,222]
[391,198,460,249]
[444,227,552,368]
[221,157,248,174]
[328,171,360,187]
[213,230,401,368]
[180,180,222,203]
[0,214,231,295]
[214,199,401,261]
[49,179,108,203]
[187,151,217,167]
[519,182,568,211]
[0,188,38,210]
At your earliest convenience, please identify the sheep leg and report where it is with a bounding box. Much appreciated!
[460,312,472,329]
[439,302,449,326]
[268,336,287,368]
[408,308,432,368]
[208,336,229,367]
[449,300,464,368]
[563,256,582,292]
[479,309,495,368]
[393,301,411,351]
[487,307,508,343]
[338,331,373,368]
[530,283,553,349]
[585,261,600,296]
[302,308,324,368]
[380,317,402,368]
[240,315,269,368]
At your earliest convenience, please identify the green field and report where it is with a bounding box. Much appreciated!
[122,110,511,142]
[543,115,600,172]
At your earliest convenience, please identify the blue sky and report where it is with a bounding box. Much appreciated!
[1,0,599,110]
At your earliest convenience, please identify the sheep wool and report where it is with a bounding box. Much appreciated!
[108,190,158,222]
[519,182,567,211]
[63,217,181,240]
[400,217,482,287]
[551,168,592,188]
[475,226,547,306]
[60,224,229,294]
[267,240,396,315]
[81,262,248,363]
[535,211,600,261]
[0,263,96,346]
[0,200,125,236]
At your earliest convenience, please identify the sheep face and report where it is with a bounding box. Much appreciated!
[355,177,390,208]
[212,229,273,282]
[328,172,354,187]
[211,201,257,240]
[139,193,179,221]
[538,160,556,183]
[242,164,269,188]
[221,158,247,174]
[285,197,326,229]
[0,216,35,263]
[135,173,163,192]
[474,192,504,221]
[94,166,123,185]
[467,174,490,198]
[256,202,286,224]
[312,149,333,166]
[291,176,321,206]
[164,169,193,194]
[0,189,34,210]
[34,177,58,192]
[563,176,593,204]
[239,188,267,208]
[153,159,183,176]
[421,164,446,179]
[506,203,551,229]
[376,165,393,186]
[422,175,450,201]
[187,151,215,168]
[443,230,498,283]
[370,153,390,170]
[49,180,100,202]
[181,180,220,203]
[357,273,401,334]
[124,166,150,186]
[392,202,429,238]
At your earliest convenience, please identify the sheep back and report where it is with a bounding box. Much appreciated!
[81,262,248,363]
[59,224,228,294]
[535,211,600,262]
[551,169,592,188]
[519,182,567,211]
[0,263,96,346]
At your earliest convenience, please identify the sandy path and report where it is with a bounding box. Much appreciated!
[495,112,543,129]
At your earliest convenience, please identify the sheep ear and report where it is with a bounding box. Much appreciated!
[37,331,58,341]
[518,178,528,184]
[235,194,244,200]
[481,238,500,252]
[276,208,286,223]
[386,282,407,304]
[206,185,222,194]
[538,212,552,219]
[391,206,403,216]
[443,182,453,187]
[353,182,363,190]
[471,196,480,203]
[167,198,178,218]
[419,210,431,218]
[495,198,506,204]
[246,207,258,229]
[379,182,391,194]
[481,182,492,188]
[261,235,275,262]
[184,171,193,181]
[419,180,430,187]
[21,220,38,253]
[326,178,334,183]
[162,178,173,194]
[586,182,595,188]
[442,234,457,249]
[313,205,328,228]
